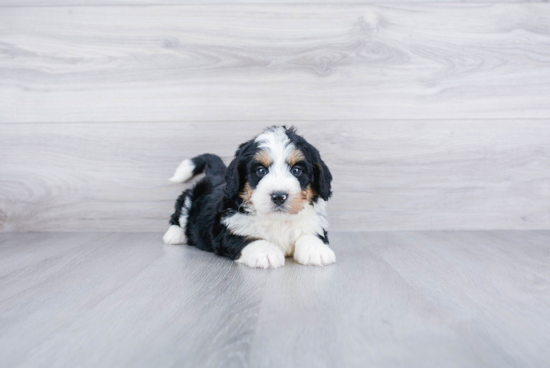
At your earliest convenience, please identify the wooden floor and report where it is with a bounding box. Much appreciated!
[1,231,549,368]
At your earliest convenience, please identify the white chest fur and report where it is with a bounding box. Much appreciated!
[222,200,328,256]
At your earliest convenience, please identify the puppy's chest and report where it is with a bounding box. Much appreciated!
[224,213,317,256]
[252,218,306,255]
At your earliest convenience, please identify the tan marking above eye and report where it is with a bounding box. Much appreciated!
[287,149,305,167]
[254,150,272,167]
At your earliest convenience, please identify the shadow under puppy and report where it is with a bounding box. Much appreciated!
[163,126,335,269]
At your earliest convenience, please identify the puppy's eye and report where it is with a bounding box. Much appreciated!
[291,167,302,177]
[256,167,268,177]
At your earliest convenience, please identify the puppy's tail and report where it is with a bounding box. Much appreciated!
[169,153,226,183]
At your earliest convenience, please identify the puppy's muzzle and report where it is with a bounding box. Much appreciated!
[271,192,288,206]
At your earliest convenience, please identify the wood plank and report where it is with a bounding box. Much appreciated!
[249,232,479,368]
[1,231,549,367]
[249,231,550,367]
[1,5,550,123]
[364,230,550,367]
[0,0,535,7]
[0,232,268,368]
[0,232,104,290]
[0,233,168,367]
[1,120,549,232]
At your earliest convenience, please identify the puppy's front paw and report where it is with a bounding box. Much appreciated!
[294,235,336,266]
[237,240,285,269]
[163,225,186,245]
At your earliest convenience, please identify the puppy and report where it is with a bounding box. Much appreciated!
[162,126,335,269]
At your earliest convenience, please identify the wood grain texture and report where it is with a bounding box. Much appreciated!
[1,231,549,367]
[2,120,550,232]
[1,4,550,123]
[0,0,538,5]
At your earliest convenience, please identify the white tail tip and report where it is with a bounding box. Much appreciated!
[168,159,195,183]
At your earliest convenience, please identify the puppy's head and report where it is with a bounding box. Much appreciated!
[225,126,332,216]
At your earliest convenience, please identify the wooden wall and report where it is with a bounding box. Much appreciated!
[1,2,549,231]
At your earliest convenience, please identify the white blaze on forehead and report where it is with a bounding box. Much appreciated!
[254,127,294,169]
[252,127,302,215]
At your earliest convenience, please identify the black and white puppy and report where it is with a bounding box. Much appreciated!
[162,126,335,269]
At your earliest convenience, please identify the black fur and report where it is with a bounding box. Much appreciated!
[285,127,333,201]
[169,151,255,258]
[223,139,258,199]
[168,189,192,227]
[190,153,226,178]
[317,229,329,245]
[167,127,332,260]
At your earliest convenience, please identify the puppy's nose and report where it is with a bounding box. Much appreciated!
[271,192,288,206]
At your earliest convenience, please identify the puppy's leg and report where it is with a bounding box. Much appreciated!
[237,240,285,269]
[163,190,192,245]
[163,225,186,245]
[294,234,336,266]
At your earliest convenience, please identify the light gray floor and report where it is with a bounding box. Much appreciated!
[1,231,549,368]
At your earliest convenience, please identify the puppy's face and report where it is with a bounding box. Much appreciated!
[225,126,332,216]
[243,130,314,215]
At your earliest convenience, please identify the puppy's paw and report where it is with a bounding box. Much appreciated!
[294,235,336,266]
[237,240,285,269]
[163,225,186,245]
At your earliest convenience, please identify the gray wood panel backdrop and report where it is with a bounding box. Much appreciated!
[1,2,549,232]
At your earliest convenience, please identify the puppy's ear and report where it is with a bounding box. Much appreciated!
[224,157,240,199]
[224,139,254,198]
[313,157,332,201]
[309,146,332,201]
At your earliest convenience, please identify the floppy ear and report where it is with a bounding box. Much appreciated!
[224,139,254,199]
[224,156,240,199]
[311,149,333,201]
